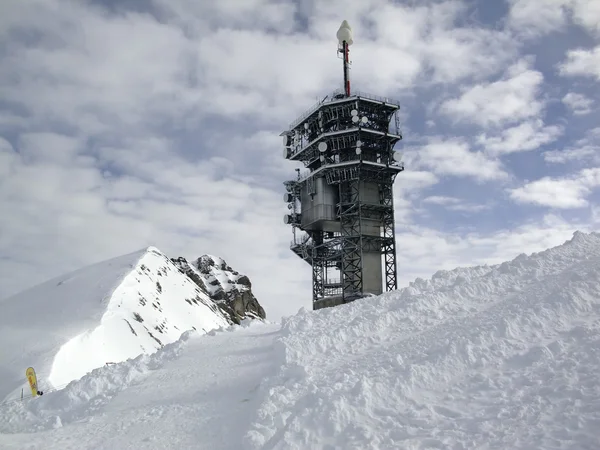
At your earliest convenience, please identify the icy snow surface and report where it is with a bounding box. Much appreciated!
[1,231,600,449]
[0,246,229,401]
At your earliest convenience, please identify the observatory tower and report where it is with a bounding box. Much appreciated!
[282,20,405,310]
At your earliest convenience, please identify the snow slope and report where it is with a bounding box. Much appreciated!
[0,320,280,448]
[0,246,229,402]
[246,231,600,449]
[1,231,599,449]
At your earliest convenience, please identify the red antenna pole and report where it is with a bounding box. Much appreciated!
[336,20,353,98]
[343,42,350,96]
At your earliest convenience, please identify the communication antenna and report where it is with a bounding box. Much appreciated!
[281,19,404,311]
[336,20,353,97]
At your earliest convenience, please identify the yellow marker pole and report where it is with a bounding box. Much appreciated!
[26,367,38,397]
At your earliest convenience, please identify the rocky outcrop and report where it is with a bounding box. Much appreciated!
[171,255,266,324]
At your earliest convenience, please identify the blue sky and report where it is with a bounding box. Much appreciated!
[0,0,599,320]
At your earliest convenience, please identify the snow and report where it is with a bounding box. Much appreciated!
[0,246,229,402]
[0,321,279,449]
[1,231,600,449]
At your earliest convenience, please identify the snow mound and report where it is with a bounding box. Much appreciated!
[0,246,230,401]
[245,231,600,449]
[0,331,194,433]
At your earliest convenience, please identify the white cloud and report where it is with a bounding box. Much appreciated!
[0,0,597,322]
[558,45,600,80]
[395,214,592,288]
[508,168,600,208]
[477,119,563,155]
[393,170,439,224]
[544,146,599,163]
[507,0,600,37]
[543,127,600,164]
[447,203,491,212]
[0,130,312,319]
[562,92,594,114]
[570,0,600,36]
[398,170,439,191]
[419,25,518,83]
[440,59,545,128]
[507,0,570,37]
[423,195,490,213]
[407,139,507,182]
[423,196,460,205]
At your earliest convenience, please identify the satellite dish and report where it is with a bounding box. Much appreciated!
[356,140,362,147]
[393,151,403,162]
[284,214,292,224]
[336,20,353,46]
[351,109,358,117]
[287,203,293,210]
[356,148,362,155]
[352,116,359,123]
[283,148,291,159]
[304,123,309,130]
[320,155,325,162]
[318,142,328,152]
[361,116,368,124]
[284,193,293,202]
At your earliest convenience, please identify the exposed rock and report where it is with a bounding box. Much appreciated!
[171,255,266,324]
[171,257,210,295]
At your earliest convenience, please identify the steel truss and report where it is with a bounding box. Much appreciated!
[284,94,404,309]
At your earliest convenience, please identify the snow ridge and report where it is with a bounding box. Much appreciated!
[47,247,230,388]
[245,231,600,449]
[0,246,230,401]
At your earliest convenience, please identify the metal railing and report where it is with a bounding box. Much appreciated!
[288,89,401,130]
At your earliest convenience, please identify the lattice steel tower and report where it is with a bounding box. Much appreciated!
[282,20,404,310]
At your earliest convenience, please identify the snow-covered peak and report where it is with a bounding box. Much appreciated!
[0,246,230,401]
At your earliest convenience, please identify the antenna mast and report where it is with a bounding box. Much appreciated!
[336,20,353,97]
[282,19,404,311]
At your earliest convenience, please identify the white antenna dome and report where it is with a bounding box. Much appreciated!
[337,20,353,46]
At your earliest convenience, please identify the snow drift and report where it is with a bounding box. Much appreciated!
[0,246,230,401]
[1,231,599,450]
[245,231,600,449]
